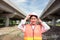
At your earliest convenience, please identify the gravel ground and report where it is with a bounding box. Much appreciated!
[0,26,24,40]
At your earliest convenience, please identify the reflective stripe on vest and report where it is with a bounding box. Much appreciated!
[24,37,42,40]
[24,24,42,40]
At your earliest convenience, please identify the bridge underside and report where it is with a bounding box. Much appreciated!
[0,0,25,27]
[40,0,60,40]
[41,0,60,26]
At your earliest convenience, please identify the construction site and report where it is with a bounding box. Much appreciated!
[0,0,60,40]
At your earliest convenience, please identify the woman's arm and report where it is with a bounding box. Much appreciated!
[18,14,31,32]
[18,19,26,32]
[38,19,50,33]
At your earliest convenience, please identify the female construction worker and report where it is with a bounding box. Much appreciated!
[18,12,50,40]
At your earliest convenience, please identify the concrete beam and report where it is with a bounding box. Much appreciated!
[0,0,25,18]
[41,0,60,19]
[42,4,60,19]
[3,0,26,16]
[0,0,14,12]
[40,0,55,17]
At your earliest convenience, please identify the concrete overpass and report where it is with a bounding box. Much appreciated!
[40,0,60,40]
[0,0,26,26]
[40,0,60,26]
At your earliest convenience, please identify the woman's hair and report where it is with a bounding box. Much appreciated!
[30,15,38,19]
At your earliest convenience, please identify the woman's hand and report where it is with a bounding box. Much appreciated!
[38,18,42,23]
[24,14,32,21]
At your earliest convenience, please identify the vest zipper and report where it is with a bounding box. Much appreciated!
[32,25,35,40]
[33,29,34,40]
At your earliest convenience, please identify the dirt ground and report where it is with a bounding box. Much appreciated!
[0,26,24,40]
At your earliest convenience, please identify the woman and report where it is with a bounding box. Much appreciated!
[18,12,50,40]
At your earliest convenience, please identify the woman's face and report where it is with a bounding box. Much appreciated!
[30,16,38,25]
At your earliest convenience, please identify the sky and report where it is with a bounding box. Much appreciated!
[10,0,49,17]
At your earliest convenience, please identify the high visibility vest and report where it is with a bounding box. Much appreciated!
[24,24,42,40]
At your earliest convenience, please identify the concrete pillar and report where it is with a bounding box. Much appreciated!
[52,17,56,26]
[5,17,9,27]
